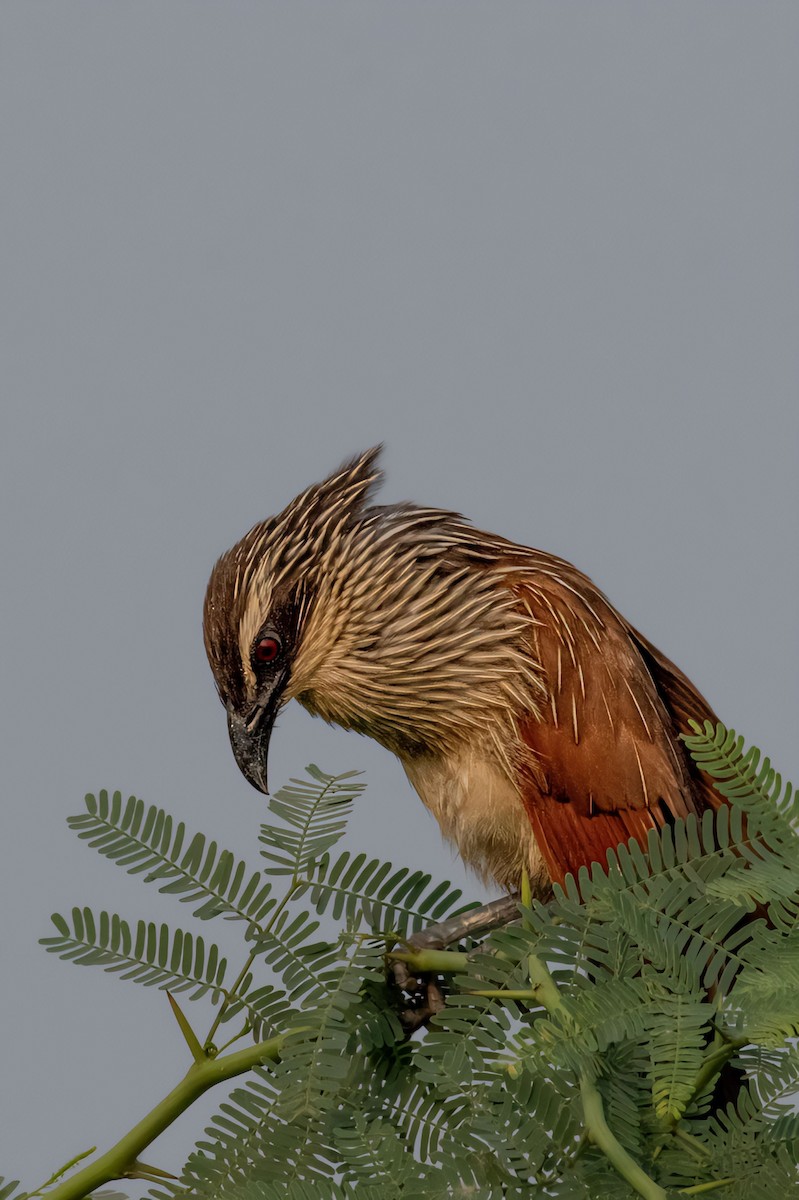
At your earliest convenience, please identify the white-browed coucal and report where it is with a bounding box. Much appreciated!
[203,448,721,896]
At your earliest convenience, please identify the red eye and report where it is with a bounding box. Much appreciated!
[254,636,281,665]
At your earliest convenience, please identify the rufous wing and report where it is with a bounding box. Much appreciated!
[510,570,721,887]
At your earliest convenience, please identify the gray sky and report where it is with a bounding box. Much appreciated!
[1,2,797,1190]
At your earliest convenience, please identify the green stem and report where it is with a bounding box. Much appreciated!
[527,953,567,1013]
[41,1034,283,1200]
[679,1179,735,1195]
[387,948,469,973]
[580,1077,667,1200]
[671,1127,712,1164]
[527,955,667,1200]
[672,1035,745,1130]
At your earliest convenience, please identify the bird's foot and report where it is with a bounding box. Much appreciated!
[392,894,521,1036]
[397,977,447,1036]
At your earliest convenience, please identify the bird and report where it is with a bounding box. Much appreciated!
[203,447,722,897]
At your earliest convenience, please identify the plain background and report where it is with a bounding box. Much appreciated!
[1,2,796,1190]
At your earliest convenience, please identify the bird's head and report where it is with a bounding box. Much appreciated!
[203,448,542,794]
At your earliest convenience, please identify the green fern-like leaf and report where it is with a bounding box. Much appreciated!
[730,931,799,1044]
[218,980,290,1041]
[274,945,375,1122]
[68,790,275,928]
[468,1067,581,1184]
[253,909,341,1008]
[259,767,365,876]
[683,720,797,831]
[554,808,772,996]
[40,909,226,999]
[302,849,474,936]
[685,720,799,934]
[223,1186,352,1200]
[598,1039,650,1157]
[690,1089,799,1199]
[741,1043,799,1118]
[153,1068,282,1196]
[374,1062,476,1173]
[333,1113,413,1194]
[645,975,710,1121]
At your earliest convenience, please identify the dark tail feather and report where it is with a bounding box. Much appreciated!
[628,626,724,813]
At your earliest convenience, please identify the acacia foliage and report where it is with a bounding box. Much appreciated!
[8,725,799,1198]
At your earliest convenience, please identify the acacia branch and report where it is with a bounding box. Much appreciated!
[38,1035,283,1200]
[403,894,520,949]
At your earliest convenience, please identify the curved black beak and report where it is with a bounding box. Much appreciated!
[227,692,281,795]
